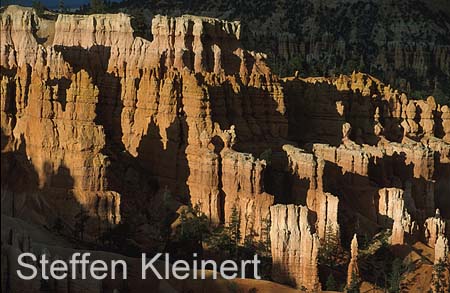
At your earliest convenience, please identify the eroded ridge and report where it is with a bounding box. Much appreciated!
[1,5,449,292]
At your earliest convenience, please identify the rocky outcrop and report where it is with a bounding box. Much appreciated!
[1,5,450,292]
[347,234,360,287]
[0,6,280,244]
[432,235,450,293]
[424,211,447,248]
[376,188,418,245]
[377,187,417,231]
[123,0,450,105]
[316,192,340,241]
[434,235,449,264]
[270,204,321,291]
[288,73,449,146]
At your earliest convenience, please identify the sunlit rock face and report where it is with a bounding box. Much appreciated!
[1,5,449,292]
[0,6,277,243]
[270,204,321,291]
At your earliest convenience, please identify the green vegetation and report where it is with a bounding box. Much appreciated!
[346,270,361,293]
[58,0,65,12]
[119,0,450,105]
[359,233,413,293]
[99,221,141,256]
[317,224,348,291]
[89,0,106,14]
[74,206,89,240]
[432,260,448,293]
[17,0,450,105]
[259,148,272,165]
[32,0,45,16]
[325,273,337,291]
[169,204,272,279]
[388,258,405,292]
[318,224,347,269]
[173,204,209,254]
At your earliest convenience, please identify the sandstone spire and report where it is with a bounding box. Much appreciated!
[347,234,360,287]
[434,235,449,264]
[424,210,447,248]
[270,204,321,291]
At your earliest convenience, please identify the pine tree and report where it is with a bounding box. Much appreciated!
[90,0,105,14]
[228,206,241,260]
[74,207,89,240]
[175,204,209,255]
[32,0,45,16]
[325,273,337,291]
[347,271,360,293]
[432,260,448,293]
[388,258,403,293]
[58,0,65,12]
[259,217,271,254]
[227,206,241,241]
[319,223,343,268]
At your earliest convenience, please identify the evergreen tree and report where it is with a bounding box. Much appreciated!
[432,260,448,293]
[228,206,241,260]
[388,258,404,292]
[32,0,45,16]
[58,0,65,12]
[90,0,105,14]
[318,223,343,268]
[347,270,360,293]
[74,207,89,240]
[174,204,209,256]
[207,206,241,260]
[325,273,337,291]
[259,217,271,254]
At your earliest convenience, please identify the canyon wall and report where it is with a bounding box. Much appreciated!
[117,0,450,105]
[1,5,449,291]
[270,204,321,291]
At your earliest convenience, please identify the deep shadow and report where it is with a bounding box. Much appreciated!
[265,149,310,205]
[359,243,399,288]
[433,151,450,218]
[211,135,226,223]
[207,75,289,156]
[321,159,391,247]
[45,77,72,111]
[202,21,243,75]
[51,44,187,253]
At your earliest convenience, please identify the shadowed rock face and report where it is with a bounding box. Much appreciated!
[1,5,449,292]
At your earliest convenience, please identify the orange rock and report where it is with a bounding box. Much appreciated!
[347,234,360,287]
[270,204,321,291]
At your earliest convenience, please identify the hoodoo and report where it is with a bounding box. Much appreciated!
[1,4,449,292]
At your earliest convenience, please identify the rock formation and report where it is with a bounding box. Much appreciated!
[116,0,450,105]
[424,210,447,248]
[432,235,450,293]
[1,5,449,292]
[377,187,418,245]
[270,204,321,291]
[0,6,277,244]
[347,234,360,287]
[434,235,449,264]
